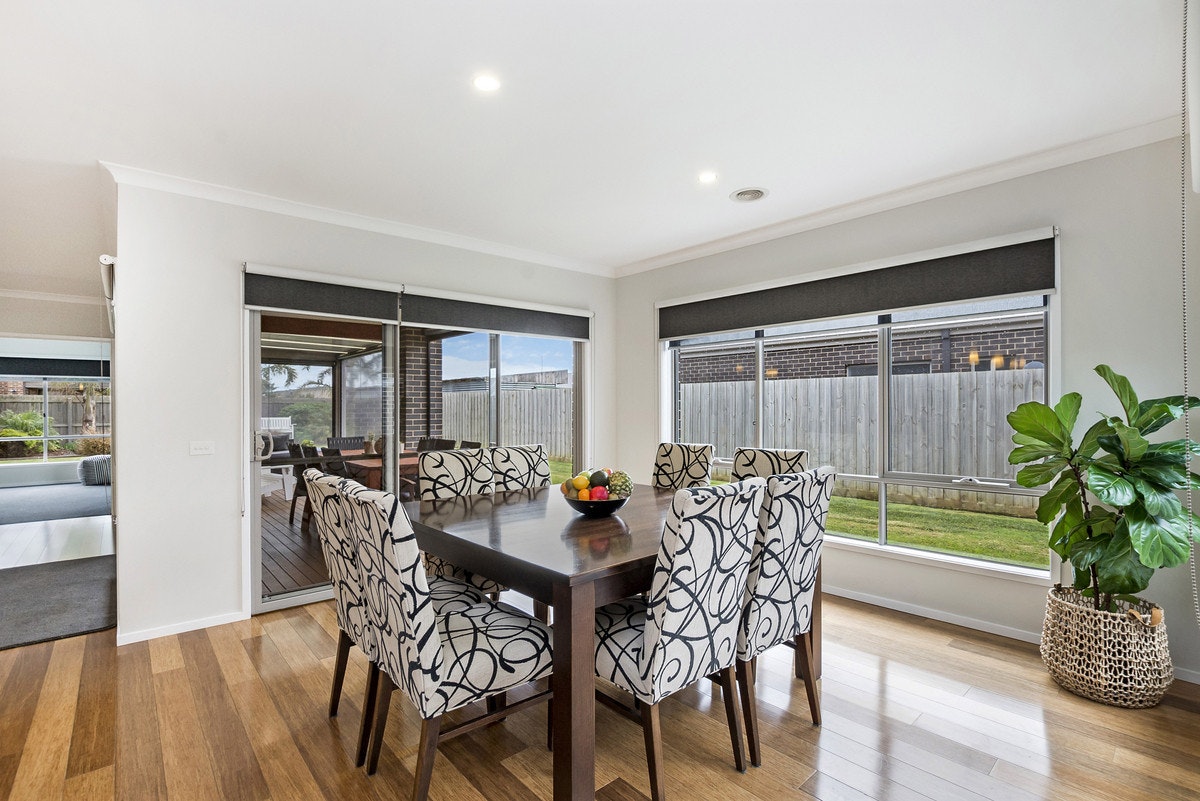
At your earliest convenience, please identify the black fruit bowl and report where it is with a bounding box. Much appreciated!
[564,495,629,518]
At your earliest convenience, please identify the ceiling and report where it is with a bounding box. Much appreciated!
[0,1,1182,297]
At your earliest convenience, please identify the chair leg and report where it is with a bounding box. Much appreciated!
[366,670,395,775]
[716,666,746,773]
[545,698,553,751]
[412,716,443,801]
[486,691,508,718]
[796,630,821,726]
[329,629,352,717]
[736,659,761,767]
[289,492,300,525]
[640,701,665,801]
[356,662,380,767]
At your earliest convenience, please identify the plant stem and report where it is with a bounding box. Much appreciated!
[1069,459,1104,611]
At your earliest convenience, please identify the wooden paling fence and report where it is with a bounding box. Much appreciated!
[442,388,573,461]
[0,396,112,437]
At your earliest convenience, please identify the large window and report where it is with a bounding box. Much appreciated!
[0,377,111,463]
[671,296,1049,569]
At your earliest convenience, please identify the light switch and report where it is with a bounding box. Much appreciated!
[189,440,215,456]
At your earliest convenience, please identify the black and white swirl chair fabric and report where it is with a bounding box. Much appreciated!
[736,467,835,766]
[491,444,551,491]
[340,485,553,796]
[305,471,489,767]
[651,442,714,489]
[417,449,505,595]
[730,447,809,481]
[594,478,767,795]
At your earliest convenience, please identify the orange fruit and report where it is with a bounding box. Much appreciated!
[561,480,571,495]
[577,488,591,501]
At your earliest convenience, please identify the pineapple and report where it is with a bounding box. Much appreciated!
[608,470,633,498]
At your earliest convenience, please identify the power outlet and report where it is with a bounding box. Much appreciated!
[189,440,215,456]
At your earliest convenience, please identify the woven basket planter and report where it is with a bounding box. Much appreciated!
[1040,586,1173,708]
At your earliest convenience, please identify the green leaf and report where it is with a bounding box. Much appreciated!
[1128,476,1183,519]
[1069,535,1111,572]
[1161,508,1200,544]
[1006,402,1068,450]
[1053,392,1082,436]
[1086,464,1137,506]
[1095,364,1140,424]
[1076,418,1113,459]
[1049,498,1085,558]
[1110,419,1149,462]
[1126,503,1190,568]
[1017,457,1069,488]
[1073,568,1093,590]
[1036,473,1081,525]
[1134,395,1200,434]
[1132,462,1190,490]
[1009,443,1064,465]
[1095,525,1154,595]
[1012,432,1051,447]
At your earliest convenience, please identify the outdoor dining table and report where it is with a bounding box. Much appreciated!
[404,483,822,801]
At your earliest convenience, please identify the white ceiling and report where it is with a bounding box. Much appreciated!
[0,1,1182,293]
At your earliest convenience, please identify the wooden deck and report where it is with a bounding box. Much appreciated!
[260,489,329,598]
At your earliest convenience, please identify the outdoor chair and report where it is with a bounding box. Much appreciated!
[288,443,321,527]
[340,484,552,796]
[651,442,714,489]
[730,447,809,481]
[736,467,835,766]
[458,439,482,449]
[593,479,767,800]
[327,435,365,451]
[417,437,457,452]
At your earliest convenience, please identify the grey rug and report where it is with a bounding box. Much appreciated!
[0,555,116,650]
[0,482,112,526]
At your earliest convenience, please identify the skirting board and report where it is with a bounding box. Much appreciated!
[116,609,248,647]
[824,584,1200,687]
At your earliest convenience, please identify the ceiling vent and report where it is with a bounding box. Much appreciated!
[730,187,768,202]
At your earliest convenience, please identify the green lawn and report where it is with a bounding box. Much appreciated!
[548,459,574,486]
[828,495,1049,569]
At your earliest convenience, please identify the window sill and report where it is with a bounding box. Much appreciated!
[824,534,1053,586]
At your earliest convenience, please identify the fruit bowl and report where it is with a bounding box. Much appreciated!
[564,495,629,518]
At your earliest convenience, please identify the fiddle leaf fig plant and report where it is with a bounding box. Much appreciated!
[1007,365,1200,611]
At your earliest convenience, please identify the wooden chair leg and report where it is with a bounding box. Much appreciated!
[289,493,300,525]
[329,629,352,717]
[545,698,553,751]
[366,670,395,775]
[412,716,443,801]
[716,666,746,773]
[796,630,821,726]
[486,691,507,717]
[736,659,761,767]
[641,701,665,801]
[356,662,380,767]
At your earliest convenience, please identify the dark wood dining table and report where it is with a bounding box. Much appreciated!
[404,483,822,801]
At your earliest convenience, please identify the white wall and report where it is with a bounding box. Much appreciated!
[112,185,616,643]
[613,139,1200,681]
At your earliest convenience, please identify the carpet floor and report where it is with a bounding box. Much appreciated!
[0,482,112,526]
[0,555,116,650]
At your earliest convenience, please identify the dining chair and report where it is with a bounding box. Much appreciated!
[340,484,553,797]
[491,444,551,491]
[418,448,505,596]
[593,478,767,801]
[736,467,835,767]
[457,439,482,449]
[651,442,714,489]
[730,447,808,481]
[305,470,492,766]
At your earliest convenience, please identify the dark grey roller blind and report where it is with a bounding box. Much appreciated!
[0,358,110,378]
[244,273,398,321]
[659,237,1055,340]
[402,293,590,340]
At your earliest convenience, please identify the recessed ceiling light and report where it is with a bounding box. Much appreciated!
[730,187,768,202]
[697,171,718,184]
[473,74,501,92]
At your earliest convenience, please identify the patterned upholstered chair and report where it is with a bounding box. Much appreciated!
[594,478,767,800]
[340,484,553,796]
[491,444,552,491]
[736,467,835,766]
[651,442,714,489]
[304,470,489,766]
[730,447,809,481]
[418,448,504,596]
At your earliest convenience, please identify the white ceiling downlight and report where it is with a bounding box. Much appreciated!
[730,188,768,202]
[473,74,501,92]
[698,171,718,184]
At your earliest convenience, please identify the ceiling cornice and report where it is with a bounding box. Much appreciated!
[0,288,104,306]
[613,116,1181,278]
[99,162,603,276]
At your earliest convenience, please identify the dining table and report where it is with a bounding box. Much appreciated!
[404,483,822,801]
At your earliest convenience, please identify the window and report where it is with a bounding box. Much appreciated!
[670,297,1050,570]
[0,377,111,463]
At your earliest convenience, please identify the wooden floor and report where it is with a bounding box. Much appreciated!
[2,595,1198,801]
[260,489,329,598]
[0,515,113,570]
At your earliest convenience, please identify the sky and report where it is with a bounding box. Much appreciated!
[441,333,573,380]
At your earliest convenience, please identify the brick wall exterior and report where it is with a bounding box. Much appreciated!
[678,321,1044,383]
[400,328,444,446]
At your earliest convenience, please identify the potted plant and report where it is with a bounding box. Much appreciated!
[1007,364,1199,707]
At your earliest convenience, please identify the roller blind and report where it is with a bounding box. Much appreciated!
[402,293,591,340]
[0,358,110,378]
[244,273,398,321]
[658,236,1055,340]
